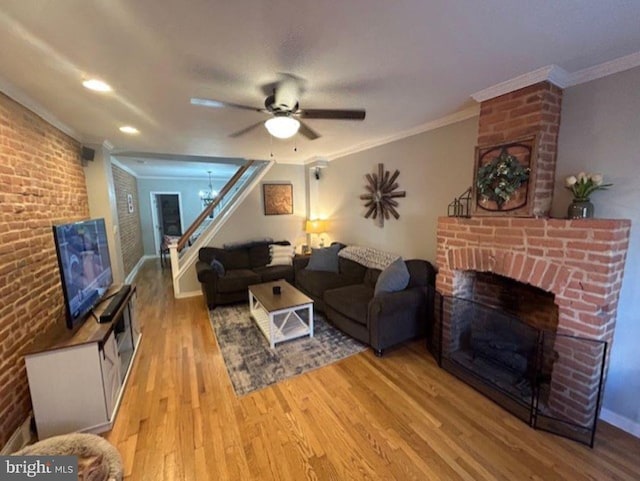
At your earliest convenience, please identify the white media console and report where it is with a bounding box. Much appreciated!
[24,285,141,439]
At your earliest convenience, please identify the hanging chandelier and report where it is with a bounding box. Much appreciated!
[199,171,218,204]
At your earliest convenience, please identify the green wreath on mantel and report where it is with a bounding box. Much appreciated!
[476,149,530,210]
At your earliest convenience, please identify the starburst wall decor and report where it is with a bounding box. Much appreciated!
[360,163,406,227]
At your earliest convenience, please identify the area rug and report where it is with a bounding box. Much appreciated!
[209,304,367,396]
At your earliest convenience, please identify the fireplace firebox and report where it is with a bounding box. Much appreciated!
[431,294,606,447]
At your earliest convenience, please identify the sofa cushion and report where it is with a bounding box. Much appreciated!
[363,268,382,288]
[253,265,294,283]
[199,247,225,265]
[374,257,410,296]
[248,243,271,267]
[219,249,251,270]
[324,284,374,326]
[338,257,367,282]
[295,269,356,300]
[223,237,273,249]
[216,269,261,293]
[306,244,341,272]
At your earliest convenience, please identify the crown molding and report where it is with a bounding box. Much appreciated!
[304,157,329,168]
[0,76,80,141]
[470,51,640,103]
[471,65,570,102]
[568,50,640,86]
[323,105,479,162]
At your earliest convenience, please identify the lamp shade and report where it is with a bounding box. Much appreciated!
[305,219,328,234]
[264,116,300,139]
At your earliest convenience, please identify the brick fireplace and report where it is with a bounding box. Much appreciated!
[436,216,630,422]
[435,81,631,440]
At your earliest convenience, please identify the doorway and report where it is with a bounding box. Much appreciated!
[150,192,184,255]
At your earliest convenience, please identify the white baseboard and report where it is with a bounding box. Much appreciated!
[174,290,202,299]
[600,408,640,438]
[125,255,154,284]
[0,415,32,454]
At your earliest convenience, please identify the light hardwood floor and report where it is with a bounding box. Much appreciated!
[105,260,640,480]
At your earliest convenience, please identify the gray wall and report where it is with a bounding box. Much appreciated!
[137,177,226,255]
[318,117,478,262]
[211,163,307,248]
[552,66,640,429]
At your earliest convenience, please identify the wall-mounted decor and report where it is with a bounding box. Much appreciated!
[359,163,406,227]
[263,183,293,215]
[472,135,537,216]
[127,193,134,214]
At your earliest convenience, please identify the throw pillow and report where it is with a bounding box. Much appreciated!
[374,257,410,296]
[210,258,226,276]
[306,244,341,272]
[270,244,294,256]
[267,244,294,266]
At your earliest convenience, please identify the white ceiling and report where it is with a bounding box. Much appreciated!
[112,153,245,179]
[1,1,639,165]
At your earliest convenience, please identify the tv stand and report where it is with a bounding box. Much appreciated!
[24,284,141,439]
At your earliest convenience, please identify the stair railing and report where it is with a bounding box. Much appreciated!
[175,159,255,252]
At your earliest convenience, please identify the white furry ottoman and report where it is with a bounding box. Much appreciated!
[14,432,123,481]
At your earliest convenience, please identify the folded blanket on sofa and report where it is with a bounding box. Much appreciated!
[338,245,400,270]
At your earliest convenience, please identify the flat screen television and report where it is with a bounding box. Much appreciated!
[52,218,113,329]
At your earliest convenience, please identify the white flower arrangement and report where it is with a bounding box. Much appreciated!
[565,172,612,201]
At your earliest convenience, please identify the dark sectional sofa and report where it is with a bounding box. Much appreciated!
[294,252,436,356]
[196,240,436,355]
[196,241,293,309]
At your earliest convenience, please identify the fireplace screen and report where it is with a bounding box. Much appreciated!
[431,294,607,447]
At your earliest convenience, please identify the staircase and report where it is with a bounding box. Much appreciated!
[167,159,273,297]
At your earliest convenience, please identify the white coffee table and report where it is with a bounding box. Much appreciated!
[248,280,314,348]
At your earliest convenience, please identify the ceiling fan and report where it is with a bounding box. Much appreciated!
[190,75,366,140]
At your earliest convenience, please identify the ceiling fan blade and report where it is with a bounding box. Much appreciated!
[190,97,265,113]
[298,109,366,120]
[298,120,320,140]
[229,121,265,138]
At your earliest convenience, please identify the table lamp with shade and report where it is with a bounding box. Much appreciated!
[305,219,328,249]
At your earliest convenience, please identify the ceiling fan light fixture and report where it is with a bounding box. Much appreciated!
[264,116,300,139]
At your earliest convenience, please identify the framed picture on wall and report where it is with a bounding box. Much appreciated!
[263,183,293,215]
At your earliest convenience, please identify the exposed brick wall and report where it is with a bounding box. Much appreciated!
[111,165,143,277]
[0,92,88,447]
[436,216,631,424]
[477,81,563,217]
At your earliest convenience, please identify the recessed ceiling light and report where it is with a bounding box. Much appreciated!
[82,79,112,92]
[119,126,139,134]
